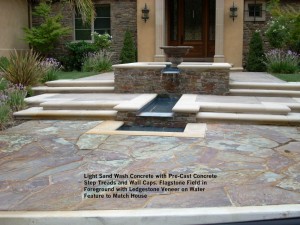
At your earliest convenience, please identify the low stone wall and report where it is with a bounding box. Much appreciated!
[114,63,231,96]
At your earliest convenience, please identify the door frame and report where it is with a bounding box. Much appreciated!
[153,0,224,63]
[165,0,217,60]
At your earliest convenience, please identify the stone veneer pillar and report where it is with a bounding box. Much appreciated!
[154,0,166,62]
[214,0,225,62]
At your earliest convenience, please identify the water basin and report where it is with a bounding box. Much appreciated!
[117,125,184,132]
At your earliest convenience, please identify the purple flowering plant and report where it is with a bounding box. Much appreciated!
[265,49,299,74]
[40,57,61,82]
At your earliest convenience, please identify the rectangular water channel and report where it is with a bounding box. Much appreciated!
[137,97,179,118]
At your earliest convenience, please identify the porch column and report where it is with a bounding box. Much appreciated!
[214,0,225,62]
[154,0,166,62]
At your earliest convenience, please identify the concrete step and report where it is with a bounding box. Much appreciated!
[198,102,291,115]
[25,94,59,107]
[40,101,122,110]
[45,80,114,87]
[230,82,300,90]
[32,86,114,95]
[196,112,300,124]
[13,107,117,120]
[229,89,300,97]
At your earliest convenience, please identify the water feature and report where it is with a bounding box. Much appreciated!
[113,46,231,129]
[160,46,193,77]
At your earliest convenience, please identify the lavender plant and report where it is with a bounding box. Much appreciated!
[0,78,27,130]
[82,50,113,72]
[265,49,299,73]
[41,57,61,82]
[6,83,27,111]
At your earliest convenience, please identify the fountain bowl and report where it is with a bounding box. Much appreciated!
[160,46,193,68]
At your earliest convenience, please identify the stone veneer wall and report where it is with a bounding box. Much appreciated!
[116,112,197,128]
[114,68,230,96]
[31,0,137,63]
[243,0,300,68]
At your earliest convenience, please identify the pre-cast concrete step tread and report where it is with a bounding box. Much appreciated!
[13,107,117,120]
[40,100,122,110]
[229,89,300,97]
[198,102,291,115]
[196,112,300,123]
[32,86,115,94]
[45,80,114,87]
[230,81,300,90]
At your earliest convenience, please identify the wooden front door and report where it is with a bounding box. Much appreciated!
[167,0,215,59]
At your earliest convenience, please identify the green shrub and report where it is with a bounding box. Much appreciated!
[0,78,8,91]
[265,17,287,49]
[0,57,9,71]
[23,2,70,54]
[120,30,136,63]
[63,41,99,71]
[2,49,46,86]
[0,104,11,130]
[82,50,113,72]
[265,49,299,74]
[246,31,266,72]
[92,32,112,50]
[266,1,300,52]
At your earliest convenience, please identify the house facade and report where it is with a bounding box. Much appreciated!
[0,0,299,70]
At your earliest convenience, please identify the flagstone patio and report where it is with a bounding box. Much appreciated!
[0,120,300,210]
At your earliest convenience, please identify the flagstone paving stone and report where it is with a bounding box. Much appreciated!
[0,120,300,210]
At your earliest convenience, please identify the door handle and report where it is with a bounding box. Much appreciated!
[181,35,183,44]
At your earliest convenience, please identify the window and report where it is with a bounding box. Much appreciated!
[248,4,262,17]
[74,4,111,41]
[244,0,266,22]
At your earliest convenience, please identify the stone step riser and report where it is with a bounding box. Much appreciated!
[230,82,300,91]
[40,101,121,111]
[198,105,290,115]
[32,88,115,95]
[13,108,117,120]
[14,115,116,120]
[42,105,116,110]
[45,80,114,87]
[196,112,300,124]
[229,90,300,97]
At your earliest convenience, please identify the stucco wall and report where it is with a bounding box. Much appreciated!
[224,0,244,69]
[137,0,155,62]
[0,0,29,57]
[137,0,244,69]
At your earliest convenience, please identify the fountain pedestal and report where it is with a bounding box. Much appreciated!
[113,62,231,96]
